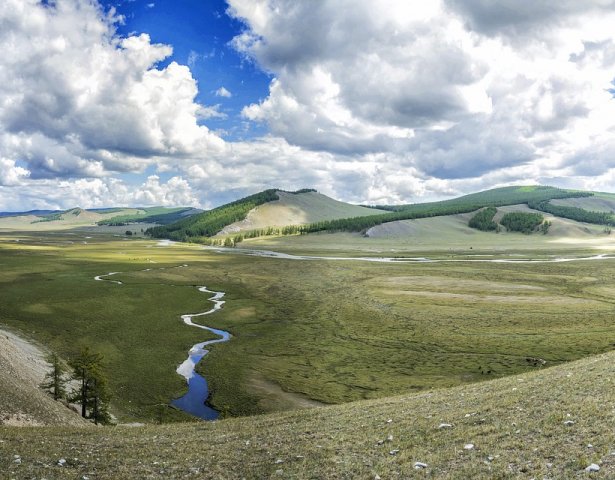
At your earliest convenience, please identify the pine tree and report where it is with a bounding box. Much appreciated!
[68,347,111,423]
[86,365,111,425]
[40,353,67,401]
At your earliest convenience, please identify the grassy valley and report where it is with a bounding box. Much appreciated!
[2,185,615,478]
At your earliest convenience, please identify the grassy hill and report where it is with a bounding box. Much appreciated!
[0,206,200,231]
[146,185,604,244]
[219,190,386,234]
[1,349,614,478]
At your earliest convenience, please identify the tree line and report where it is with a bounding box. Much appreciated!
[528,200,615,226]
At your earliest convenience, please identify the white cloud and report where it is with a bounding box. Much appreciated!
[0,0,224,180]
[215,86,233,98]
[0,175,198,211]
[4,0,615,212]
[227,0,615,198]
[0,158,30,186]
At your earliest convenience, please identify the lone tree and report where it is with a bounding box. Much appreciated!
[69,347,111,424]
[40,352,68,401]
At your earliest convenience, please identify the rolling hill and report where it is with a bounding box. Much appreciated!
[219,190,386,234]
[145,185,615,247]
[0,206,200,231]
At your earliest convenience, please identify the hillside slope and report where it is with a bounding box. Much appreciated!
[0,207,139,231]
[0,329,87,427]
[551,192,615,213]
[365,204,607,245]
[1,350,614,478]
[220,190,386,233]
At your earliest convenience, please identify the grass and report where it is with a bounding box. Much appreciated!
[2,230,615,423]
[1,349,614,478]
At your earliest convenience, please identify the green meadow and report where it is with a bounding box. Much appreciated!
[1,230,615,422]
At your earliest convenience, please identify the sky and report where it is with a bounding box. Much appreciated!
[2,0,615,211]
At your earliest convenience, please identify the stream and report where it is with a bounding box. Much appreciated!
[95,267,231,420]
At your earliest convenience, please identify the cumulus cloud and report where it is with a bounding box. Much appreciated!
[0,0,224,180]
[228,0,615,200]
[4,0,615,211]
[0,175,198,211]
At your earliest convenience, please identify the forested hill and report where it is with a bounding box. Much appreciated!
[146,185,606,242]
[146,189,316,240]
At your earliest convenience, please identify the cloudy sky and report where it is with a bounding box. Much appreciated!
[2,0,615,211]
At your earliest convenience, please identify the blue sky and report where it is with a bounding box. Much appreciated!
[101,0,271,141]
[1,1,615,211]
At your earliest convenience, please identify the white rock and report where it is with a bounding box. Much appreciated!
[587,444,593,448]
[386,434,394,442]
[386,419,393,423]
[274,459,284,464]
[438,423,453,429]
[375,475,381,480]
[57,458,66,466]
[585,463,600,472]
[389,449,400,455]
[13,458,21,464]
[414,461,428,469]
[464,443,475,450]
[564,420,575,426]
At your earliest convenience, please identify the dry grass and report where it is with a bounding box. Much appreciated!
[1,350,614,479]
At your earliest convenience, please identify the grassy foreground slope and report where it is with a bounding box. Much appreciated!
[2,350,614,479]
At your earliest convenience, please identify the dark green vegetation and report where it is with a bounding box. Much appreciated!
[146,189,280,240]
[146,189,316,241]
[499,211,545,233]
[2,350,615,478]
[468,207,497,231]
[68,347,111,424]
[297,186,587,235]
[98,207,199,226]
[40,353,67,401]
[529,198,615,226]
[2,233,615,423]
[147,185,593,243]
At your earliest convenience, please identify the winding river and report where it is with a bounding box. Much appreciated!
[94,266,231,420]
